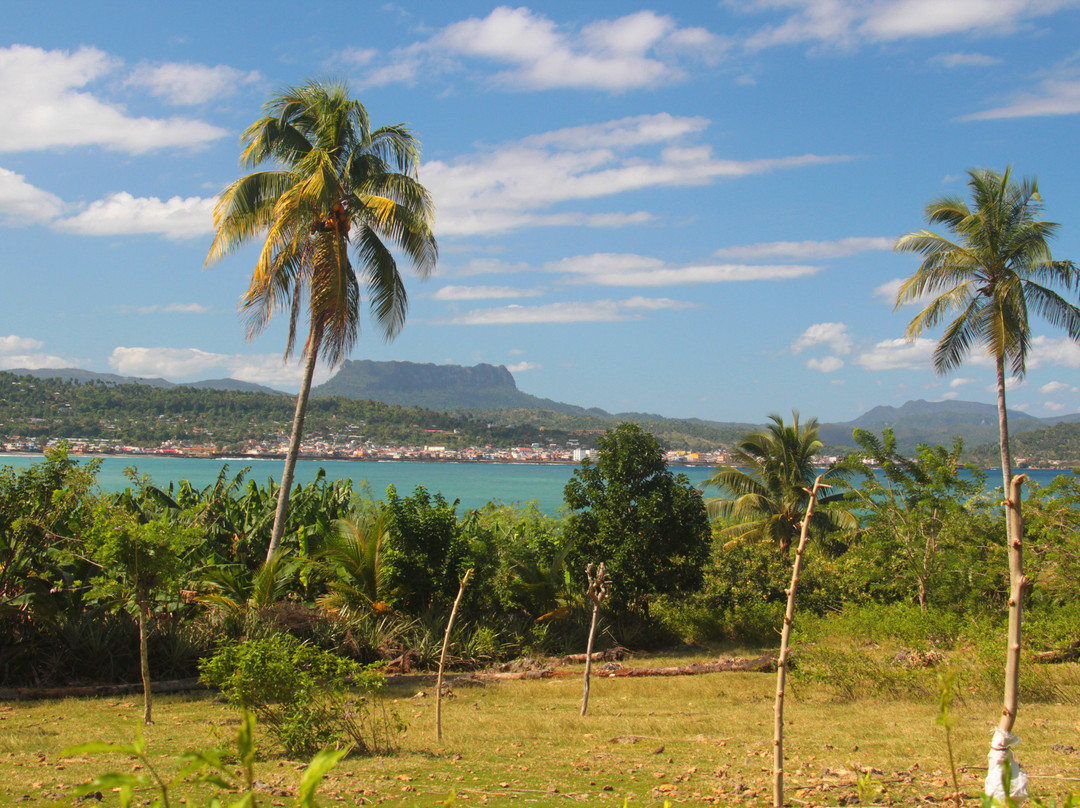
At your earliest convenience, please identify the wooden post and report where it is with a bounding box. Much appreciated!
[435,568,472,742]
[998,473,1028,735]
[581,562,610,717]
[774,476,826,808]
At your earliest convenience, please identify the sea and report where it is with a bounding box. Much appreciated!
[0,453,1072,516]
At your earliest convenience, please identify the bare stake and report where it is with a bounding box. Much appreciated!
[774,475,826,808]
[580,562,610,717]
[436,568,473,743]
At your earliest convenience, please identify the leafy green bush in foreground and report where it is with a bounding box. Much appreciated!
[200,634,400,758]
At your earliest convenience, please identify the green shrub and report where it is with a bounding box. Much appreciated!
[199,634,400,758]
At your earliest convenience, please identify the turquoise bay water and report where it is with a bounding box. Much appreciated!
[0,453,1071,515]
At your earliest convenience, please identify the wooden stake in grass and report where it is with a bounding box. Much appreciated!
[580,562,610,717]
[436,568,472,743]
[773,475,825,808]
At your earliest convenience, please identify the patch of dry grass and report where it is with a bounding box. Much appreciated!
[1,665,1079,807]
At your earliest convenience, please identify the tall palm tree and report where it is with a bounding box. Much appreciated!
[206,79,437,563]
[704,412,853,561]
[894,167,1080,493]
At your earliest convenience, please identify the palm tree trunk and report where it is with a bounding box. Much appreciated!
[265,343,319,564]
[996,356,1013,493]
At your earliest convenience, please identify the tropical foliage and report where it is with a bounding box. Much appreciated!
[703,412,853,560]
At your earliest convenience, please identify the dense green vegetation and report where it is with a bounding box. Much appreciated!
[3,423,1078,693]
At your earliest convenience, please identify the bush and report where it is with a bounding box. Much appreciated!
[199,634,400,758]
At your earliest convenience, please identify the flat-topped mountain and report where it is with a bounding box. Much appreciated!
[311,359,593,414]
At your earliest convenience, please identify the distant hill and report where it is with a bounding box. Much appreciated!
[7,367,175,388]
[6,367,286,396]
[311,359,595,414]
[818,399,1047,453]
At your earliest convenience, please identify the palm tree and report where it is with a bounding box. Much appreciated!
[206,79,437,564]
[896,168,1079,773]
[895,167,1080,493]
[704,412,853,561]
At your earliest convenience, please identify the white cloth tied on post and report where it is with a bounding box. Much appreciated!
[984,728,1029,805]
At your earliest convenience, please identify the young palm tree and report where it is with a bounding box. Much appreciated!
[206,79,437,564]
[895,167,1080,493]
[896,167,1078,783]
[704,412,853,561]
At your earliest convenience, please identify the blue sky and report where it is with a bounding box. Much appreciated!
[3,1,1080,424]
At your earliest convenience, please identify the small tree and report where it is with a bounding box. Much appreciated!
[84,505,200,723]
[580,562,610,717]
[563,423,709,616]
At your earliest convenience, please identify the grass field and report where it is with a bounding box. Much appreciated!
[2,658,1078,807]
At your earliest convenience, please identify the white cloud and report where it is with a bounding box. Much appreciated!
[364,7,726,92]
[0,168,65,224]
[522,113,709,150]
[0,335,44,353]
[421,114,848,236]
[125,62,261,105]
[0,45,226,153]
[963,73,1080,120]
[1040,380,1077,393]
[713,236,894,261]
[0,335,70,369]
[507,361,541,372]
[791,322,853,354]
[949,377,977,388]
[874,277,938,306]
[808,356,845,372]
[1044,400,1066,411]
[941,391,959,400]
[108,346,331,388]
[445,297,690,325]
[547,252,821,286]
[741,0,1077,50]
[928,52,1002,68]
[855,337,937,370]
[58,192,215,239]
[432,285,543,301]
[1027,335,1080,368]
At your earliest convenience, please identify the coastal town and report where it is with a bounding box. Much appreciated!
[2,433,734,467]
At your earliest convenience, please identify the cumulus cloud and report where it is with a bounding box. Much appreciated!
[1028,335,1080,367]
[0,168,66,224]
[0,45,226,153]
[855,337,938,371]
[359,7,726,92]
[0,334,71,369]
[421,113,849,236]
[1044,400,1066,411]
[57,192,215,239]
[546,252,821,286]
[108,346,331,388]
[125,61,261,105]
[808,356,844,372]
[791,322,853,354]
[507,361,541,372]
[949,377,977,388]
[432,285,544,301]
[1040,380,1077,393]
[445,297,691,325]
[714,236,894,261]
